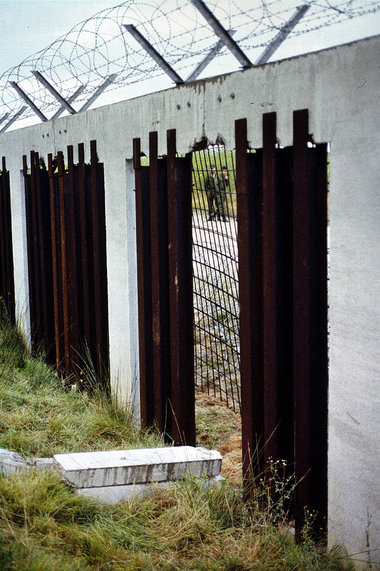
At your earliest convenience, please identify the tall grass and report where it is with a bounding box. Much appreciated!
[0,317,163,458]
[0,319,352,569]
[0,469,349,571]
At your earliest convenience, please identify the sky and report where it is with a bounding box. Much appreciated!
[0,0,121,73]
[1,0,380,73]
[0,0,379,124]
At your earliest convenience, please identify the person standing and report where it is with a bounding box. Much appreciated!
[216,165,229,221]
[203,165,218,221]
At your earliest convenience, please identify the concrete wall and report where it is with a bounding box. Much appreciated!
[0,36,379,566]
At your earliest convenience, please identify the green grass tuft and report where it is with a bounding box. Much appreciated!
[0,320,353,570]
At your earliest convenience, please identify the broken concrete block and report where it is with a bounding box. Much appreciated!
[27,457,54,471]
[0,448,27,475]
[76,474,225,504]
[53,446,222,489]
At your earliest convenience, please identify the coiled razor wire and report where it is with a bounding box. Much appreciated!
[0,0,379,124]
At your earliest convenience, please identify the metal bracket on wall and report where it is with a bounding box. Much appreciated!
[9,81,47,122]
[32,71,77,115]
[255,5,310,65]
[79,73,118,112]
[190,0,252,68]
[0,106,27,133]
[124,25,184,85]
[51,84,86,120]
[186,30,236,82]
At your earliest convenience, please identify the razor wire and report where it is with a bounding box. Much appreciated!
[0,0,379,125]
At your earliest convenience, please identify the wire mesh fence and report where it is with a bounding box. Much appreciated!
[192,146,240,412]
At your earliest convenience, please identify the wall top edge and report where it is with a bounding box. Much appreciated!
[1,34,379,161]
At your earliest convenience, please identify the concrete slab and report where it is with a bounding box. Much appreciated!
[53,446,222,488]
[28,457,54,470]
[77,475,225,504]
[0,448,27,475]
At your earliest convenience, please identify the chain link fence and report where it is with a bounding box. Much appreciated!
[192,147,240,412]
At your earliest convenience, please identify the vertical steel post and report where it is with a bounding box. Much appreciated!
[66,146,80,367]
[236,119,264,486]
[96,153,109,384]
[307,142,328,535]
[57,150,71,374]
[77,143,92,356]
[34,151,50,354]
[0,159,7,314]
[3,159,15,321]
[23,156,35,346]
[149,131,171,435]
[167,129,195,445]
[274,146,294,468]
[29,151,43,349]
[262,112,279,463]
[48,153,61,373]
[293,108,310,537]
[293,109,328,537]
[90,140,104,382]
[0,160,6,317]
[134,137,154,427]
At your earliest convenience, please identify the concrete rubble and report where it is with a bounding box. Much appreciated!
[0,446,223,503]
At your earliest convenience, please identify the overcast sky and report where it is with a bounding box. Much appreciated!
[0,0,379,123]
[1,0,380,75]
[0,0,120,73]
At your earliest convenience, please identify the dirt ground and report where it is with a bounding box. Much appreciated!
[195,390,242,486]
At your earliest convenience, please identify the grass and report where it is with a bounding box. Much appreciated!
[0,318,352,570]
[0,316,163,458]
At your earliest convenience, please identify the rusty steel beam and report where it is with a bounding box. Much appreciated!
[149,131,171,435]
[48,153,61,373]
[293,109,328,539]
[66,145,80,367]
[29,151,44,347]
[90,140,104,381]
[306,141,328,537]
[236,118,264,486]
[23,155,35,344]
[167,129,195,445]
[133,137,154,427]
[34,151,50,353]
[262,112,279,464]
[77,143,92,355]
[274,145,295,470]
[0,159,8,314]
[167,129,195,446]
[96,154,109,384]
[0,157,14,319]
[56,150,71,373]
[293,108,310,538]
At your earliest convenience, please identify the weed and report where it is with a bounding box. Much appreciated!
[0,319,350,570]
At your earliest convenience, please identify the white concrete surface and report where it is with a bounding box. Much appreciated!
[76,474,225,504]
[0,36,379,564]
[54,446,222,488]
[0,448,27,474]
